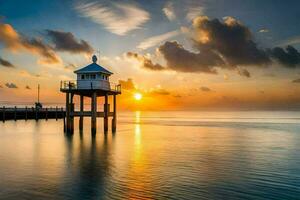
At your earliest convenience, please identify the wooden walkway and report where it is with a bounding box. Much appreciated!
[0,106,65,121]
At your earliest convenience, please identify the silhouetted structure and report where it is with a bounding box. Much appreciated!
[0,106,64,121]
[60,55,121,134]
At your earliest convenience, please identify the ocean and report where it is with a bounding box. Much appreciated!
[0,111,300,200]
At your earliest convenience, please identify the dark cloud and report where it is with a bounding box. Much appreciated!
[192,16,270,67]
[46,30,93,54]
[127,52,165,70]
[0,57,15,68]
[268,46,300,67]
[158,41,220,73]
[119,78,135,90]
[128,16,300,77]
[25,85,31,89]
[0,23,61,65]
[22,37,61,64]
[200,86,212,92]
[292,78,300,83]
[5,82,18,89]
[237,68,251,78]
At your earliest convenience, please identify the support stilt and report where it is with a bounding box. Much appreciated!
[65,92,72,134]
[79,95,84,131]
[104,94,109,133]
[112,94,117,132]
[91,92,97,134]
[70,93,74,133]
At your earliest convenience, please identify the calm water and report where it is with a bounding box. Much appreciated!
[0,111,300,200]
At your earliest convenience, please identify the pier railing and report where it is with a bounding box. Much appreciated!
[60,80,121,93]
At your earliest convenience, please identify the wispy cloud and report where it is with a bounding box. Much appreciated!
[162,2,176,21]
[76,1,150,35]
[259,29,269,33]
[137,30,180,50]
[186,6,205,21]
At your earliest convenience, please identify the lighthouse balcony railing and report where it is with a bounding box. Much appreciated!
[60,80,121,93]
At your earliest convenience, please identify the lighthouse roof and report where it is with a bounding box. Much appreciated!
[74,55,113,75]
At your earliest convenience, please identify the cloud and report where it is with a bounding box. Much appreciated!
[127,52,165,70]
[267,46,300,67]
[192,16,270,67]
[200,86,212,92]
[25,85,31,89]
[0,57,15,68]
[173,94,182,98]
[0,23,61,65]
[46,30,93,54]
[162,2,176,21]
[292,78,300,83]
[129,16,300,76]
[237,68,251,78]
[186,7,205,21]
[158,41,222,73]
[119,78,136,90]
[64,63,77,71]
[259,29,269,33]
[76,1,150,35]
[137,30,180,50]
[277,35,300,46]
[5,82,18,88]
[150,88,170,95]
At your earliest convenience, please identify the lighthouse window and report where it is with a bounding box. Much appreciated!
[91,74,96,79]
[81,74,85,80]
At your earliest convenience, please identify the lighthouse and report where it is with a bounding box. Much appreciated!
[60,55,121,134]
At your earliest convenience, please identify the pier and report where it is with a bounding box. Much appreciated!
[0,106,65,121]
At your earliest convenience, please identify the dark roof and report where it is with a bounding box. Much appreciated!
[74,63,113,75]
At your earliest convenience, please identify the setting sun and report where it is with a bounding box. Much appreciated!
[134,93,142,101]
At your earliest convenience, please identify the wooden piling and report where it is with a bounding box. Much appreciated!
[65,92,70,133]
[14,106,17,121]
[25,106,28,120]
[104,94,109,132]
[79,95,84,131]
[91,92,97,134]
[35,107,38,121]
[55,106,58,120]
[2,106,5,122]
[112,94,117,132]
[45,108,48,120]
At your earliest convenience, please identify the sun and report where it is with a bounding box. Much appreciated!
[134,93,142,101]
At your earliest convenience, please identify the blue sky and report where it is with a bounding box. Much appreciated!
[0,0,300,109]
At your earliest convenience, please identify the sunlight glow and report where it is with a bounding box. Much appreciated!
[134,93,143,101]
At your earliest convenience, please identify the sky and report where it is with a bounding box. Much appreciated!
[0,0,300,110]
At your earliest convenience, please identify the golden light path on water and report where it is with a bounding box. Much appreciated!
[0,111,300,199]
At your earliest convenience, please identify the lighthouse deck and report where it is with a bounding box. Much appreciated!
[60,80,121,97]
